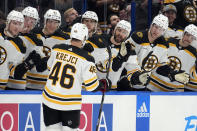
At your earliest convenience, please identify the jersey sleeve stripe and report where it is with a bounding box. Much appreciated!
[10,40,20,52]
[84,76,97,84]
[44,90,81,101]
[8,79,26,84]
[127,69,140,81]
[151,74,184,88]
[149,81,169,91]
[43,92,82,105]
[26,79,46,85]
[85,80,99,91]
[27,72,48,78]
[45,86,82,98]
[51,36,66,40]
[0,79,8,82]
[24,36,36,46]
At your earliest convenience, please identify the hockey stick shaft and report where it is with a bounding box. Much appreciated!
[96,45,112,131]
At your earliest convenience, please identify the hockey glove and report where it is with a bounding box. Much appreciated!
[35,57,49,72]
[14,53,35,79]
[169,70,190,84]
[117,41,132,61]
[99,78,112,92]
[30,50,42,65]
[130,71,149,85]
[139,72,149,85]
[112,42,132,71]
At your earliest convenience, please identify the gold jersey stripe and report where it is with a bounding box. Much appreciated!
[184,49,195,58]
[0,79,8,82]
[45,86,82,98]
[141,43,150,46]
[151,74,184,88]
[86,40,99,48]
[26,79,46,85]
[43,93,81,105]
[51,36,66,40]
[149,81,171,92]
[84,76,97,84]
[27,72,48,78]
[85,80,99,91]
[157,44,167,49]
[8,79,26,84]
[10,40,20,52]
[24,36,36,46]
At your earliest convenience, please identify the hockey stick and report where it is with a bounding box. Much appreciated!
[96,44,112,131]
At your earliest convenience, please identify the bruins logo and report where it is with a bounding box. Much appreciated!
[143,55,158,71]
[168,56,181,71]
[43,46,51,57]
[96,59,112,73]
[184,5,197,23]
[136,32,143,38]
[0,46,7,65]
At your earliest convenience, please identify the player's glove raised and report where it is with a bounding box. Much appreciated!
[99,78,112,92]
[117,41,132,61]
[112,42,134,71]
[169,70,190,84]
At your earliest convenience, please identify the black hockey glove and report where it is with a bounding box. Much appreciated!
[112,42,133,71]
[130,71,149,85]
[83,43,94,53]
[34,57,49,72]
[14,52,37,79]
[99,78,112,92]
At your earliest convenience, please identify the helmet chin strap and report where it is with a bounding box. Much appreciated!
[4,29,15,38]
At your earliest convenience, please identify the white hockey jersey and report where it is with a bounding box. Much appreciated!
[42,43,100,111]
[147,38,197,91]
[0,32,26,89]
[26,29,69,90]
[7,33,43,89]
[127,30,169,89]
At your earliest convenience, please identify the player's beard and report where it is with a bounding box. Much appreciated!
[114,33,124,43]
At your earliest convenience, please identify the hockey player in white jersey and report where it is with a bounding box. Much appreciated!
[0,10,26,90]
[90,20,149,90]
[170,24,197,92]
[147,24,196,92]
[26,9,70,90]
[42,23,111,131]
[127,14,189,91]
[7,6,44,90]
